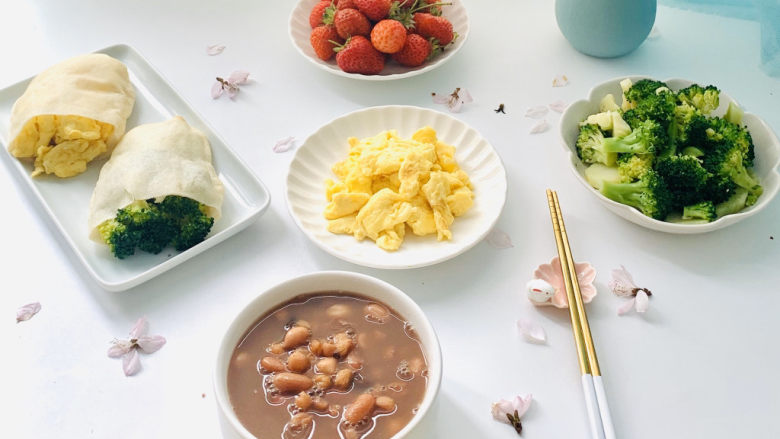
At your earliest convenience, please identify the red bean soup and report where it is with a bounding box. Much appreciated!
[227,292,429,439]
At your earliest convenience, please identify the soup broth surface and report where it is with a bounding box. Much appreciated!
[228,292,428,439]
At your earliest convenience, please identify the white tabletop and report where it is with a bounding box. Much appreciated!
[3,1,779,438]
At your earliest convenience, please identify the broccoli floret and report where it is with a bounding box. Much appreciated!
[617,154,653,182]
[676,84,720,114]
[655,155,710,208]
[673,103,710,146]
[682,201,716,222]
[706,117,755,167]
[98,219,140,259]
[701,140,761,196]
[159,196,215,251]
[98,196,215,259]
[600,170,673,220]
[576,124,616,166]
[624,79,669,105]
[602,119,666,155]
[701,174,737,205]
[114,200,175,254]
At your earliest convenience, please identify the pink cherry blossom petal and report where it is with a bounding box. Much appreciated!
[609,265,639,297]
[552,74,569,87]
[529,120,549,134]
[273,136,297,153]
[459,88,474,104]
[122,349,142,376]
[549,100,568,113]
[227,87,239,99]
[211,82,224,99]
[107,340,133,358]
[525,105,548,119]
[485,228,513,249]
[227,70,250,85]
[491,394,533,423]
[137,335,167,354]
[16,302,41,323]
[206,44,226,56]
[517,318,546,344]
[635,290,650,313]
[129,317,149,339]
[617,298,636,316]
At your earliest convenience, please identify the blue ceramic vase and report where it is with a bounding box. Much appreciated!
[555,0,657,58]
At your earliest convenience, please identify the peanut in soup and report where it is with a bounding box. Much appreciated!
[228,292,428,439]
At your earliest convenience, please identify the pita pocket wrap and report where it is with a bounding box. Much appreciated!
[88,116,224,243]
[8,53,135,178]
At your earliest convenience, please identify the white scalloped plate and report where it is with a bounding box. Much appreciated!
[559,76,780,233]
[288,0,469,80]
[286,105,507,268]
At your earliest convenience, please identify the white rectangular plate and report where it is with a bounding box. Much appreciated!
[0,44,270,291]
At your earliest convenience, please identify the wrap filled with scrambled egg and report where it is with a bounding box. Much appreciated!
[87,116,224,242]
[8,53,135,177]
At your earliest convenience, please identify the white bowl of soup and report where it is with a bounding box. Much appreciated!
[214,271,442,439]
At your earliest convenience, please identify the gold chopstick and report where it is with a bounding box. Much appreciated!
[546,189,615,439]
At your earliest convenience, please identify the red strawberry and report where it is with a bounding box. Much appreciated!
[337,0,357,10]
[335,36,385,74]
[334,8,371,39]
[309,1,333,28]
[310,25,342,60]
[354,0,392,21]
[370,19,407,54]
[413,12,453,45]
[392,33,431,66]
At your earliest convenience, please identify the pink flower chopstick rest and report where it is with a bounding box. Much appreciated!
[528,256,597,308]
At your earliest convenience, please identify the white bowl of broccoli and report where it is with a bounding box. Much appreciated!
[559,76,780,233]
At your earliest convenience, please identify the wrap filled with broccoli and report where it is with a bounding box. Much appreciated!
[87,116,224,258]
[8,53,136,177]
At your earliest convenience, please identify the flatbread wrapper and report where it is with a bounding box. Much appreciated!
[87,116,224,242]
[8,53,135,158]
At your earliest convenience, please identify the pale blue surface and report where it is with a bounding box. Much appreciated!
[662,0,780,75]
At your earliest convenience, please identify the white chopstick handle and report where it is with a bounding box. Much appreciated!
[582,374,606,439]
[593,376,616,439]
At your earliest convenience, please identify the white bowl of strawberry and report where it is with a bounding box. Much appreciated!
[289,0,469,79]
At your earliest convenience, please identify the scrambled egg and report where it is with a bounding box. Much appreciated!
[324,127,474,251]
[9,115,114,177]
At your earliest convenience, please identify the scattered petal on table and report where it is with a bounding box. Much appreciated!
[549,100,567,113]
[485,228,513,249]
[617,297,637,316]
[227,70,250,85]
[129,317,149,339]
[122,349,141,376]
[432,87,473,113]
[517,318,546,344]
[137,335,167,354]
[273,136,297,153]
[206,44,225,56]
[16,302,41,323]
[634,290,650,313]
[525,105,548,119]
[107,340,133,358]
[492,394,532,434]
[211,81,224,99]
[609,265,638,297]
[552,74,569,87]
[529,120,549,134]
